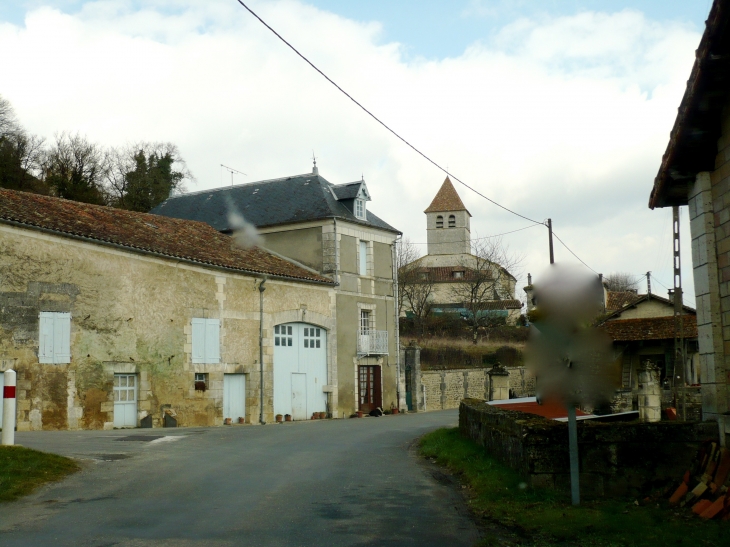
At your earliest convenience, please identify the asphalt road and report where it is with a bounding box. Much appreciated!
[1,410,480,547]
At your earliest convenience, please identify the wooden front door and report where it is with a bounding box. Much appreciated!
[358,365,382,413]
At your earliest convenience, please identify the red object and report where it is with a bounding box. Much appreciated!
[490,398,588,420]
[3,386,15,398]
[665,407,678,421]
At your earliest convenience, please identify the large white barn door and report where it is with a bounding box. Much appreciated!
[223,374,246,422]
[113,374,138,428]
[273,323,327,420]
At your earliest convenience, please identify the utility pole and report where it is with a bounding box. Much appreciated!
[646,271,652,296]
[672,206,686,420]
[547,218,554,265]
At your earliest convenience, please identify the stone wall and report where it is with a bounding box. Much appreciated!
[459,398,718,498]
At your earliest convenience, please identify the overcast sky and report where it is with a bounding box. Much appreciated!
[0,1,712,304]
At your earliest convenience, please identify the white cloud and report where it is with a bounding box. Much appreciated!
[0,1,700,303]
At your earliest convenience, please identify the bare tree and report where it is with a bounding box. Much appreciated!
[42,132,108,205]
[0,95,20,139]
[604,272,639,292]
[396,238,434,332]
[395,237,421,316]
[449,237,522,344]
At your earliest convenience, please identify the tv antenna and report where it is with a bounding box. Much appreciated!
[221,164,247,186]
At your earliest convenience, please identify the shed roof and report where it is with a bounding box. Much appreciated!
[151,173,398,234]
[650,0,730,208]
[424,177,471,215]
[0,188,335,285]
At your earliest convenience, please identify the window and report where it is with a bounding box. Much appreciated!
[275,324,293,346]
[355,199,365,219]
[436,215,443,228]
[448,215,456,228]
[303,326,322,349]
[359,240,368,276]
[419,272,429,280]
[39,312,71,364]
[194,373,208,391]
[360,310,371,333]
[452,271,464,279]
[192,318,220,364]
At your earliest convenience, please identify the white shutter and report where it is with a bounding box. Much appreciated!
[53,313,71,364]
[359,240,367,276]
[205,319,220,364]
[191,318,206,364]
[39,312,54,363]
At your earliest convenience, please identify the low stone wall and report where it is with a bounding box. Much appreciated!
[459,398,718,498]
[419,367,534,411]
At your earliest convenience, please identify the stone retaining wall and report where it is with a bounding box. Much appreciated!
[459,398,718,498]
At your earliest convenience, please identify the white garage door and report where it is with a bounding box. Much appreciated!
[273,323,327,420]
[113,374,138,428]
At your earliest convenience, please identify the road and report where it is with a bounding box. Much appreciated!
[1,410,480,547]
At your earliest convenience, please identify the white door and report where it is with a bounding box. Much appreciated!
[223,374,246,421]
[113,374,138,428]
[291,373,307,421]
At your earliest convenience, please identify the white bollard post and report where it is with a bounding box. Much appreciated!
[2,369,17,446]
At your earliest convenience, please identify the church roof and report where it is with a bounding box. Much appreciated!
[424,177,471,215]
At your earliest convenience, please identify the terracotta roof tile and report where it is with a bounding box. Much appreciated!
[606,291,641,312]
[600,316,697,342]
[424,177,470,215]
[0,189,334,285]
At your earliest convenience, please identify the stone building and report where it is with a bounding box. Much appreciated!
[0,188,337,430]
[151,164,403,414]
[648,0,730,423]
[403,177,521,323]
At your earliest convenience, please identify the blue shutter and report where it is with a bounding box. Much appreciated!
[206,319,220,364]
[53,313,71,364]
[192,318,206,364]
[39,312,54,363]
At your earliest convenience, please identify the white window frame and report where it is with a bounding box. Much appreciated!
[355,199,365,219]
[39,312,71,364]
[359,240,368,276]
[360,310,372,333]
[192,318,221,364]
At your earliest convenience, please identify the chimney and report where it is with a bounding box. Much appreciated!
[668,289,674,303]
[527,273,532,286]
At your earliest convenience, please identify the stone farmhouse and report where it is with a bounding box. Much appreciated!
[0,188,339,430]
[648,0,730,425]
[151,163,403,415]
[403,177,521,324]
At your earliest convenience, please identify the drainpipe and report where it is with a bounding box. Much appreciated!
[259,278,267,424]
[333,218,340,285]
[392,236,402,410]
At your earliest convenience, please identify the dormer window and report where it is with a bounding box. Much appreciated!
[436,215,444,228]
[448,215,456,228]
[355,198,366,219]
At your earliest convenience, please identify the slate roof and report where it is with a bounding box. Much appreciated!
[331,181,364,200]
[600,316,698,342]
[424,177,471,215]
[0,188,335,285]
[150,173,399,234]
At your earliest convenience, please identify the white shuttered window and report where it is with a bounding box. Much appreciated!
[39,312,71,364]
[192,318,221,364]
[359,240,368,276]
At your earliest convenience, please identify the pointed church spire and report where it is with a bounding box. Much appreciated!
[424,176,470,216]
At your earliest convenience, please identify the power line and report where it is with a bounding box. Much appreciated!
[233,0,543,227]
[551,231,598,274]
[405,223,541,245]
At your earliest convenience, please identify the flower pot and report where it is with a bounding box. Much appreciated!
[391,408,399,415]
[312,412,318,420]
[275,414,283,423]
[356,411,363,418]
[318,412,326,419]
[238,417,245,424]
[224,418,232,425]
[285,414,292,422]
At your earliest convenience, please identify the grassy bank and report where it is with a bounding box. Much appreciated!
[420,428,726,547]
[0,446,79,502]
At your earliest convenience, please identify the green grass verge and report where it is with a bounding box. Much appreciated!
[0,446,79,502]
[420,428,727,547]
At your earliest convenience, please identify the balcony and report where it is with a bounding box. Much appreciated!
[357,329,389,355]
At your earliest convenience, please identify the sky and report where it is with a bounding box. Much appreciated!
[0,0,713,305]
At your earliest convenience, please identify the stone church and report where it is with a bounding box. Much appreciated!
[403,177,521,324]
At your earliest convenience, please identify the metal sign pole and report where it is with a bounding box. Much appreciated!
[567,405,580,505]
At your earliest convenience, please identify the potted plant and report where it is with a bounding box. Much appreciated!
[224,418,232,425]
[238,417,245,424]
[285,414,292,422]
[391,407,399,415]
[275,414,283,423]
[318,412,326,419]
[356,410,363,418]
